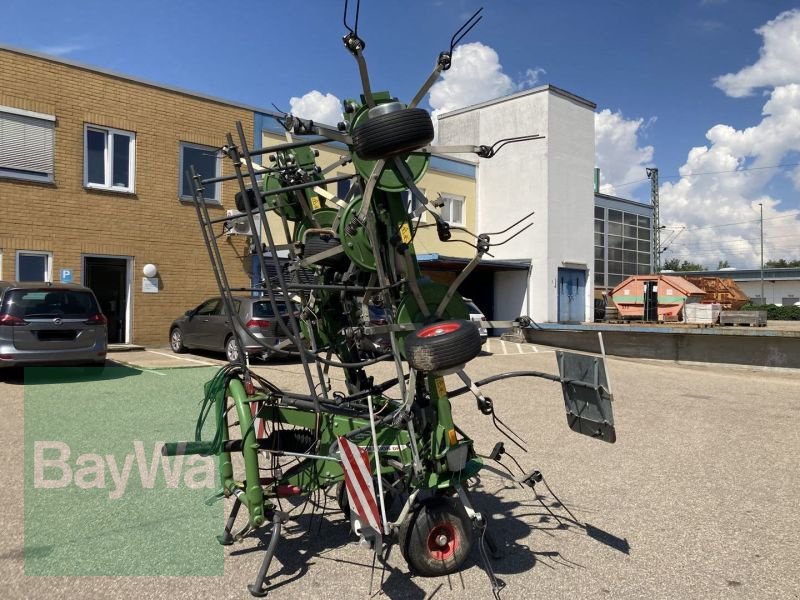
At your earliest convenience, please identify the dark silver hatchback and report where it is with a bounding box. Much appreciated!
[0,282,108,368]
[169,296,297,362]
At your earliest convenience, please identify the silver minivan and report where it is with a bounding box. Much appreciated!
[0,282,108,368]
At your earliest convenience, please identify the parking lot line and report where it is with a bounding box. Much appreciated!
[145,350,220,367]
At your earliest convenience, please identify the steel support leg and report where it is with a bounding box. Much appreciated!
[247,513,286,598]
[217,497,242,546]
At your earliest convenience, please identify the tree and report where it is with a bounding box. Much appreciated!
[662,258,706,272]
[717,260,731,269]
[765,258,800,268]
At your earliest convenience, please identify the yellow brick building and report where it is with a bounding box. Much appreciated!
[0,45,481,346]
[0,45,254,345]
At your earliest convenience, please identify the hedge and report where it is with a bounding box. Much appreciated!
[740,303,800,320]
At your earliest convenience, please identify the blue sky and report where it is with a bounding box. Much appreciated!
[2,0,799,267]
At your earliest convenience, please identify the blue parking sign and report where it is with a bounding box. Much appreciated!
[60,269,73,283]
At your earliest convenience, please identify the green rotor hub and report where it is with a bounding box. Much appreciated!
[293,208,338,244]
[338,196,376,272]
[262,172,302,221]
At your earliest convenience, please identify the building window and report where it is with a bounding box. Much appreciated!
[781,297,797,307]
[336,172,351,200]
[84,125,135,192]
[0,107,55,183]
[180,142,220,201]
[16,251,51,282]
[440,193,465,225]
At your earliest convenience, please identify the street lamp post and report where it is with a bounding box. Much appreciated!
[759,202,764,304]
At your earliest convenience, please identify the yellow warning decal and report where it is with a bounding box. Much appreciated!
[435,376,447,397]
[399,222,412,244]
[310,195,322,210]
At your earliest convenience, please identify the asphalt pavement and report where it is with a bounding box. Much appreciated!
[1,342,799,599]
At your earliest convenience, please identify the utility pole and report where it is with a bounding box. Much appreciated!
[646,167,660,273]
[759,202,764,304]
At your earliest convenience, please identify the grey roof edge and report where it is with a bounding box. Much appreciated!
[676,268,800,280]
[437,84,596,120]
[594,192,652,209]
[0,44,284,119]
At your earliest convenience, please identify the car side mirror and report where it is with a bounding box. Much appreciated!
[185,309,195,318]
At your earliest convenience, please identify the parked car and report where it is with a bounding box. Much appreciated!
[0,282,107,369]
[463,298,488,345]
[169,296,297,362]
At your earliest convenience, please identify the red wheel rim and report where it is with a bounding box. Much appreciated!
[426,523,458,561]
[418,322,460,338]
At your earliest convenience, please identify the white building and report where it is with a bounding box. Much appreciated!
[437,85,596,324]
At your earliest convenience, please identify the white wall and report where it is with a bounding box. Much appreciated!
[493,270,530,331]
[438,86,595,322]
[737,280,800,305]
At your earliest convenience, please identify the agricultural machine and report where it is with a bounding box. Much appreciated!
[165,3,617,597]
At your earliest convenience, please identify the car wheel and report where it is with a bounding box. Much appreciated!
[399,497,474,577]
[352,108,434,161]
[225,336,240,363]
[404,320,482,373]
[170,328,186,353]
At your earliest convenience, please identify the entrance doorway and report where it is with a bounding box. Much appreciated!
[557,268,586,323]
[84,256,130,344]
[643,280,659,322]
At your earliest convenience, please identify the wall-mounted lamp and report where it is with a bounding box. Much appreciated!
[142,263,158,278]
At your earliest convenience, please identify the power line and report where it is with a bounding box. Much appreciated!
[669,232,799,250]
[607,161,800,190]
[662,212,800,232]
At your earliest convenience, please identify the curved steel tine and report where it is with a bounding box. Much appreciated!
[488,222,534,247]
[450,7,484,52]
[483,210,536,236]
[343,0,361,35]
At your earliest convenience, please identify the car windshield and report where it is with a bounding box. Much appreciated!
[2,289,99,319]
[252,301,287,318]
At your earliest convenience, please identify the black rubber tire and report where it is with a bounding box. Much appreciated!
[399,497,474,577]
[352,108,434,161]
[170,327,186,353]
[336,481,351,520]
[303,233,348,268]
[404,320,482,373]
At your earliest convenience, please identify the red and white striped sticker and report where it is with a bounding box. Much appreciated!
[249,402,267,439]
[338,436,381,533]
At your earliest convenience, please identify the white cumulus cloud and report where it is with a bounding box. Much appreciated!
[594,109,655,196]
[714,9,800,98]
[660,81,800,268]
[428,42,545,119]
[289,90,343,127]
[660,9,800,268]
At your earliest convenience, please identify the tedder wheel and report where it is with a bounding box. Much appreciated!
[404,320,482,373]
[399,497,474,577]
[352,108,434,161]
[170,327,186,353]
[225,336,240,363]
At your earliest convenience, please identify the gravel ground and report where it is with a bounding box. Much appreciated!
[1,345,799,599]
